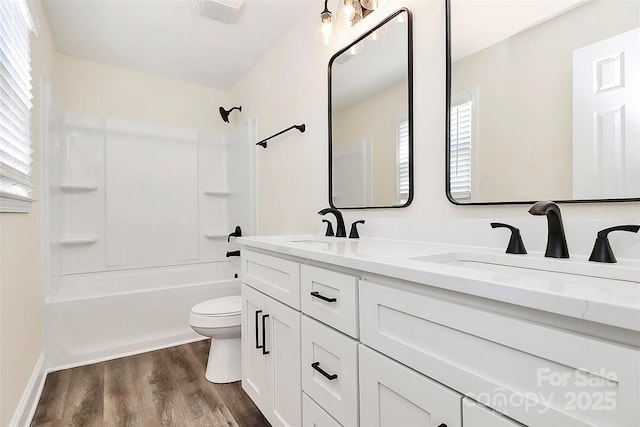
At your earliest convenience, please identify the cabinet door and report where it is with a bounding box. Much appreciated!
[463,398,523,427]
[359,345,462,427]
[302,316,358,427]
[303,393,343,427]
[264,296,301,427]
[241,284,268,410]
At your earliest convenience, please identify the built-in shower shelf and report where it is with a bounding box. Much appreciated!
[59,182,98,193]
[60,235,99,245]
[204,232,228,239]
[203,189,231,196]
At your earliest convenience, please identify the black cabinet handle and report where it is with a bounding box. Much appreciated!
[255,310,263,350]
[310,291,337,303]
[261,314,270,355]
[437,424,447,427]
[311,362,338,380]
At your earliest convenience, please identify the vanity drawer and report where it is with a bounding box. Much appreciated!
[303,393,343,427]
[241,249,300,309]
[301,264,358,338]
[359,279,640,427]
[302,316,358,427]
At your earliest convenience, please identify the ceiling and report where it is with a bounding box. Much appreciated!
[42,0,317,90]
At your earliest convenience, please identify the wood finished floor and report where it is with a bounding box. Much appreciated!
[31,340,271,427]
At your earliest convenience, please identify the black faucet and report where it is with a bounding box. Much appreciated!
[349,220,365,239]
[322,219,335,237]
[528,201,569,258]
[227,225,242,242]
[589,225,640,263]
[490,223,527,254]
[318,208,346,237]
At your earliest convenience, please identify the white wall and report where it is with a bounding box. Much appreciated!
[0,0,55,424]
[54,54,230,132]
[230,0,640,236]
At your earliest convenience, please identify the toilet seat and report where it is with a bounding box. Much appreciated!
[191,295,241,317]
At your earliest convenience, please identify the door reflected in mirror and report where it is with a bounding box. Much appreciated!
[447,0,640,204]
[330,8,413,209]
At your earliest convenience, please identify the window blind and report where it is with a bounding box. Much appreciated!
[450,97,472,201]
[0,0,34,204]
[398,119,409,203]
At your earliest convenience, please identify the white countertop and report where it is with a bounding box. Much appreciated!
[238,234,640,332]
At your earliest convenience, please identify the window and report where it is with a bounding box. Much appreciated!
[449,87,477,202]
[1,0,35,212]
[397,118,409,204]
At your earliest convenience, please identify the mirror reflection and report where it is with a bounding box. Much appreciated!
[448,0,640,204]
[330,9,412,209]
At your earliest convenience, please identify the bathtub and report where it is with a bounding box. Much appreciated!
[44,261,240,370]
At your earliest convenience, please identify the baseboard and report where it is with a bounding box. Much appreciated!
[47,335,208,373]
[9,353,47,427]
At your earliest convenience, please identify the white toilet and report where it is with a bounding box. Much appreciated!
[189,295,241,383]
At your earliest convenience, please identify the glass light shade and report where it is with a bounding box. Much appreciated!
[360,0,379,10]
[337,0,363,29]
[318,10,337,45]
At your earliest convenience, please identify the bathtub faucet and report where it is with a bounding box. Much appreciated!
[227,226,242,242]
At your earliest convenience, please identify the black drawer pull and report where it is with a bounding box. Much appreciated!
[255,310,263,350]
[310,291,337,303]
[311,362,338,380]
[261,314,270,355]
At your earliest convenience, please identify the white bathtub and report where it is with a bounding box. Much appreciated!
[44,262,240,370]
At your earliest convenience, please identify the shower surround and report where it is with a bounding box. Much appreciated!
[42,92,255,369]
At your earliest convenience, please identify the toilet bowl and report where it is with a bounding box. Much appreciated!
[189,295,241,383]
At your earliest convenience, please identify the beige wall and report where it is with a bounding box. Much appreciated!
[55,54,230,132]
[334,82,407,205]
[231,0,639,235]
[452,0,639,202]
[0,0,55,424]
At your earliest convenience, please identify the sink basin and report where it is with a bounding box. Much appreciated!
[287,238,335,250]
[412,252,639,283]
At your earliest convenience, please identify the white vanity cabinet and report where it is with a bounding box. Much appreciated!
[241,284,301,427]
[462,398,521,427]
[240,244,640,427]
[360,345,462,427]
[359,278,640,427]
[240,248,302,427]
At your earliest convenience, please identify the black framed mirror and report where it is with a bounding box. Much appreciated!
[446,0,640,205]
[329,8,413,209]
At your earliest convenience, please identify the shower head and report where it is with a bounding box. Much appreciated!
[219,106,242,123]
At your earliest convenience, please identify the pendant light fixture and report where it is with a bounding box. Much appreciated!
[318,0,388,44]
[336,0,363,28]
[359,0,380,10]
[318,0,337,45]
